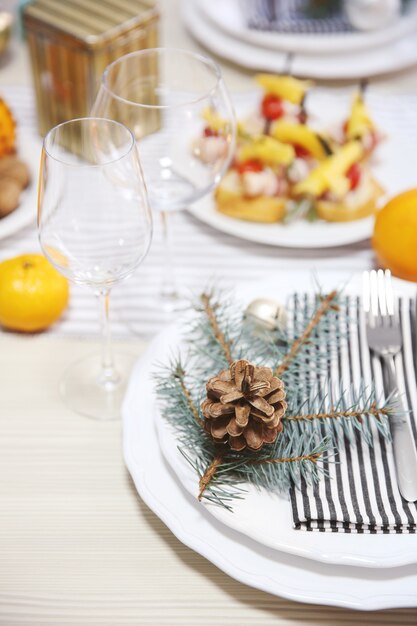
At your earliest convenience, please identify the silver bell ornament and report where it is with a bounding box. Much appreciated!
[244,298,287,333]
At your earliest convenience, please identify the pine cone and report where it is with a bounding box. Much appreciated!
[201,359,287,452]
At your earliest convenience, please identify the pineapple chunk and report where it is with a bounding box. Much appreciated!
[270,120,329,160]
[238,136,295,167]
[346,92,375,140]
[202,107,229,133]
[255,74,313,105]
[294,141,364,198]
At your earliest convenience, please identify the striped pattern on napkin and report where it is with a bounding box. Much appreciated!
[291,296,417,533]
[243,0,352,33]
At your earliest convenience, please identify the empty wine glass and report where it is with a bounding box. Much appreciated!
[92,47,236,312]
[38,118,152,420]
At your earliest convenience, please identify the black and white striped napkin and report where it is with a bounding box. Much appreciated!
[242,0,353,34]
[291,296,417,533]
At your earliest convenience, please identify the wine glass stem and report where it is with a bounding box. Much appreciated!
[160,210,178,300]
[97,290,119,390]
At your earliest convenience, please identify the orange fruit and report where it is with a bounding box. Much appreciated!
[0,254,69,332]
[0,98,16,158]
[372,189,417,282]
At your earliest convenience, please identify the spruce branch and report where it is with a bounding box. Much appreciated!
[285,403,389,422]
[249,452,322,465]
[198,452,225,500]
[275,290,339,377]
[200,292,234,364]
[173,363,204,427]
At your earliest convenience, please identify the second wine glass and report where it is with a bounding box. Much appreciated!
[93,47,236,312]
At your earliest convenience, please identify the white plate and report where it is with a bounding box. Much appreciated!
[0,134,42,240]
[188,91,417,248]
[122,298,417,609]
[141,270,417,568]
[200,0,417,55]
[183,0,417,79]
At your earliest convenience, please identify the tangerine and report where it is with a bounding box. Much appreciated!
[0,254,69,332]
[372,189,417,282]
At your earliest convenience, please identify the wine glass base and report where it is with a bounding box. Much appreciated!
[160,287,190,314]
[60,352,135,421]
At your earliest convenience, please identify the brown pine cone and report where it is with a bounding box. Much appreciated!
[201,359,286,452]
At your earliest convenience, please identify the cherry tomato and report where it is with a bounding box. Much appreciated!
[203,126,218,137]
[261,94,284,121]
[346,162,361,190]
[293,143,310,159]
[236,159,263,175]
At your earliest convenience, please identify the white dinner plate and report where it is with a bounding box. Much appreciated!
[129,270,417,569]
[0,134,42,240]
[199,0,417,55]
[183,0,417,79]
[122,276,417,609]
[187,92,417,248]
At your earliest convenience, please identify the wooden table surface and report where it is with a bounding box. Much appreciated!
[1,1,417,623]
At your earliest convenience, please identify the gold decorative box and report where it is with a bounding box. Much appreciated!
[23,0,159,136]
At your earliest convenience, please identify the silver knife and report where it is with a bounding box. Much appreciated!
[363,269,417,502]
[381,355,417,502]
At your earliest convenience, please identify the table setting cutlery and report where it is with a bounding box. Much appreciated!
[363,269,417,502]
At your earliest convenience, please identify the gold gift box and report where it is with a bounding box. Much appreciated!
[23,0,159,137]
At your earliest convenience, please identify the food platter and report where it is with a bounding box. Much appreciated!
[188,92,417,248]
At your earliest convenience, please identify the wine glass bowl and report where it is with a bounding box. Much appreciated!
[38,118,152,420]
[93,48,236,308]
[39,118,151,290]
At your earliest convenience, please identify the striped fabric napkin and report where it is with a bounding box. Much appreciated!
[243,0,353,33]
[291,296,417,533]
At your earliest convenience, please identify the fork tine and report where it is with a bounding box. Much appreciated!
[363,271,371,313]
[384,269,395,316]
[377,269,387,317]
[362,272,371,313]
[370,270,379,317]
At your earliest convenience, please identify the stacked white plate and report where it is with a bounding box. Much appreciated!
[123,271,417,611]
[182,0,417,79]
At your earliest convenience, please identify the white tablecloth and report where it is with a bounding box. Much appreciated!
[0,85,375,338]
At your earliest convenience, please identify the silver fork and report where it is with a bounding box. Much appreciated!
[363,269,417,502]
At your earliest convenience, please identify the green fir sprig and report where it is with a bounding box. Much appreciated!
[156,288,394,509]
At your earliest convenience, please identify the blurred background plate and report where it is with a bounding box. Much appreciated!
[0,134,41,240]
[183,0,417,79]
[199,0,417,55]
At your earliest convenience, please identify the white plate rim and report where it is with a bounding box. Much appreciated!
[187,196,375,248]
[122,323,417,610]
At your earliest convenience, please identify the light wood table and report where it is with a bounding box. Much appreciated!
[1,336,417,625]
[1,1,417,623]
